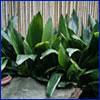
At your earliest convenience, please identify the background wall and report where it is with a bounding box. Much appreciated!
[1,1,99,36]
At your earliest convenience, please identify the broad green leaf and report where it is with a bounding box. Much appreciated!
[60,33,68,43]
[11,15,18,27]
[23,40,33,54]
[85,69,99,80]
[40,49,58,59]
[70,58,81,70]
[51,35,61,50]
[1,49,7,56]
[7,14,18,30]
[65,14,69,26]
[16,54,37,65]
[82,26,93,47]
[36,77,48,82]
[88,32,99,56]
[8,29,24,54]
[68,27,76,36]
[42,18,53,44]
[1,30,12,44]
[67,58,81,80]
[46,73,63,97]
[60,33,68,49]
[1,57,8,71]
[58,15,69,41]
[17,64,29,76]
[92,21,99,33]
[69,10,79,34]
[86,56,99,68]
[94,32,99,38]
[1,38,16,60]
[34,41,49,54]
[45,66,56,74]
[26,12,43,48]
[7,14,18,31]
[58,43,69,67]
[71,35,86,48]
[66,48,80,57]
[58,81,77,88]
[81,22,85,39]
[88,15,96,30]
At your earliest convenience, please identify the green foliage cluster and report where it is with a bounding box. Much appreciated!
[1,10,99,99]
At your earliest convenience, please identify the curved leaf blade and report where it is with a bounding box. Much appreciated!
[88,15,96,30]
[58,15,69,41]
[8,29,24,54]
[71,35,86,48]
[40,49,58,59]
[69,10,79,34]
[26,12,43,48]
[34,41,50,55]
[42,18,53,44]
[66,48,80,57]
[58,43,69,67]
[46,73,63,97]
[16,54,37,65]
[1,30,12,45]
[23,40,33,54]
[1,57,8,71]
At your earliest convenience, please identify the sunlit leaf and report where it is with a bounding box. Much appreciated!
[26,12,43,48]
[46,72,63,97]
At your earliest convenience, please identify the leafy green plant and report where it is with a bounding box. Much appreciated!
[1,10,99,99]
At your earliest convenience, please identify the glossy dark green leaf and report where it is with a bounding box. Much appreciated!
[45,66,56,74]
[92,21,99,33]
[69,10,79,34]
[58,15,69,41]
[58,81,77,88]
[36,77,48,82]
[7,14,18,31]
[34,41,50,55]
[46,73,63,97]
[42,18,53,44]
[16,54,37,65]
[84,69,99,80]
[40,49,58,59]
[65,14,69,26]
[60,33,68,43]
[51,34,61,50]
[17,64,29,76]
[67,59,82,80]
[26,12,43,48]
[58,43,69,68]
[1,30,12,44]
[68,27,76,36]
[71,35,86,48]
[1,57,8,71]
[66,48,80,57]
[87,32,99,57]
[23,40,33,54]
[86,56,99,68]
[81,26,93,47]
[88,15,96,30]
[8,29,24,54]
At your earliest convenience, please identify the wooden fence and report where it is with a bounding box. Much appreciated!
[1,1,99,36]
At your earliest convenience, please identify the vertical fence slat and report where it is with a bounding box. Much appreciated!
[1,1,99,36]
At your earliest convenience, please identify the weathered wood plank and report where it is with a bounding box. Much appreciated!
[1,1,99,36]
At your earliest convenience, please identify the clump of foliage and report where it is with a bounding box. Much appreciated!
[1,10,99,99]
